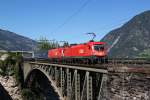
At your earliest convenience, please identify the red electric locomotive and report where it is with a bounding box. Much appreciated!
[48,41,107,64]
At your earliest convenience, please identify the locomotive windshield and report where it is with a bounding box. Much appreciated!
[94,45,104,51]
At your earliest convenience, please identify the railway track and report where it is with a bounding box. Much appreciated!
[108,58,150,64]
[24,57,150,70]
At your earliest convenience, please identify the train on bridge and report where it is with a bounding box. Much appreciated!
[48,41,108,64]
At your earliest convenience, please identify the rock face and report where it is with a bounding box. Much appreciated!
[101,10,150,58]
[0,29,36,51]
[102,65,150,100]
[0,76,22,100]
[107,73,150,100]
[0,83,12,100]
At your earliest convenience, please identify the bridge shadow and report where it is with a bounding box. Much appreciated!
[25,69,60,100]
[0,83,12,100]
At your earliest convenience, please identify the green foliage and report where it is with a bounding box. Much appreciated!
[37,37,59,50]
[21,88,44,100]
[63,42,69,47]
[0,53,16,76]
[21,89,36,100]
[0,52,23,85]
[137,49,150,58]
[0,52,45,100]
[0,61,7,76]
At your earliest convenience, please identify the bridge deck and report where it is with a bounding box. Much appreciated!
[30,62,108,73]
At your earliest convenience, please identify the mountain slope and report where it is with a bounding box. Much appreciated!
[0,29,36,51]
[101,10,150,58]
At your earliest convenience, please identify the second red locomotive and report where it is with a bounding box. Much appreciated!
[48,41,107,64]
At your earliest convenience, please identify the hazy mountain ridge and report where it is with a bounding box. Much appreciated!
[101,10,150,58]
[0,29,36,51]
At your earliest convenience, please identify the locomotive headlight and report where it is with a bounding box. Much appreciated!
[99,52,104,56]
[99,52,102,55]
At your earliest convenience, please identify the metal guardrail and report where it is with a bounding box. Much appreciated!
[108,58,150,64]
[30,62,108,73]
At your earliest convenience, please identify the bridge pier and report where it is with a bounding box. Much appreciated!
[66,68,71,100]
[97,74,107,100]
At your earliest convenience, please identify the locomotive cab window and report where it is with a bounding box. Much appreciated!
[94,45,104,51]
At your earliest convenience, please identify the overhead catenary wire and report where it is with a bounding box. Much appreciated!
[96,15,134,39]
[51,0,135,43]
[52,0,91,35]
[65,16,133,42]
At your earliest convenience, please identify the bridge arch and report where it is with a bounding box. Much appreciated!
[23,63,63,100]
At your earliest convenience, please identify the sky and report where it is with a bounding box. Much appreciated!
[0,0,150,43]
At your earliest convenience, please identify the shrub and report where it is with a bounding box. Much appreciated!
[21,89,36,100]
